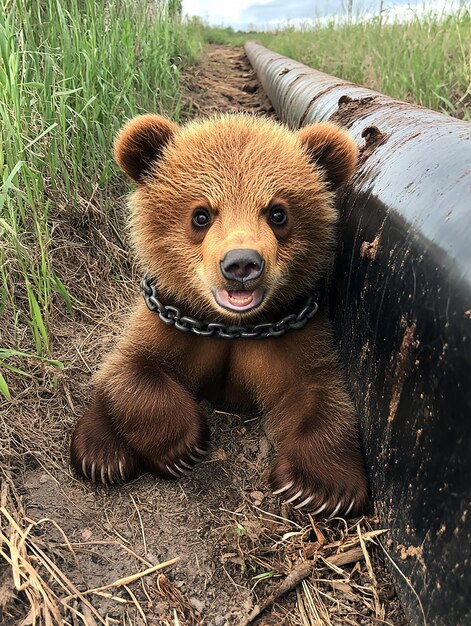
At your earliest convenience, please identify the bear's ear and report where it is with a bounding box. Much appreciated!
[114,114,178,184]
[298,123,358,189]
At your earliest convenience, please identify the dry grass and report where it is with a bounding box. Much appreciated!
[0,464,405,626]
[0,472,183,625]
[212,497,405,626]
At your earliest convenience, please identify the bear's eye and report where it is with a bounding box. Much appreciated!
[192,208,211,228]
[269,206,287,227]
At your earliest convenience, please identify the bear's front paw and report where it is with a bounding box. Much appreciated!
[269,447,368,519]
[71,401,140,485]
[138,411,211,480]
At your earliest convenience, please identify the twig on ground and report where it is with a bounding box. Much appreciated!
[75,557,180,596]
[130,493,148,556]
[357,523,384,620]
[241,556,319,624]
[156,573,200,626]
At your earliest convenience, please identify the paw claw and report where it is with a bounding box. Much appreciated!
[188,453,203,463]
[272,480,294,496]
[284,488,304,505]
[179,459,193,470]
[166,464,181,478]
[81,458,89,479]
[311,502,327,516]
[294,494,315,510]
[90,462,96,483]
[328,501,343,520]
[174,462,188,475]
[107,466,115,485]
[119,460,126,481]
[344,498,355,517]
[194,446,209,456]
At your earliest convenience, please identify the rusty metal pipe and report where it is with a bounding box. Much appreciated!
[245,41,471,626]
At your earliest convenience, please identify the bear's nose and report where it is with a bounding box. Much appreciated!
[220,249,264,282]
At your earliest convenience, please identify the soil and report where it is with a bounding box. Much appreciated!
[180,46,274,118]
[0,45,408,626]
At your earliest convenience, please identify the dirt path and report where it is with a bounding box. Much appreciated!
[181,45,274,117]
[1,46,406,626]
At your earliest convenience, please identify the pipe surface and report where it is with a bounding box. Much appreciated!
[245,41,471,626]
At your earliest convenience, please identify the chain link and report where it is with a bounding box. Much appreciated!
[141,276,320,339]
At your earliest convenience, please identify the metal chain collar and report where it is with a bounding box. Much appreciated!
[141,275,320,339]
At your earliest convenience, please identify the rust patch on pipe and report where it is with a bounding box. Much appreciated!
[361,125,388,159]
[298,83,352,127]
[331,95,379,127]
[360,232,381,262]
[388,319,417,423]
[330,97,389,160]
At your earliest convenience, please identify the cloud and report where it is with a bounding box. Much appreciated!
[241,0,345,24]
[182,0,252,26]
[182,0,465,30]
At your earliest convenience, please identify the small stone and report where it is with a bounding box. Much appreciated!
[145,553,159,564]
[189,597,205,613]
[214,616,226,626]
[250,490,264,505]
[258,437,271,462]
[212,448,227,461]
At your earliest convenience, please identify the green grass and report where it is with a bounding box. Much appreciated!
[197,6,471,120]
[0,0,202,398]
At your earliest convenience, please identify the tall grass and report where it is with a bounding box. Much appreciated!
[0,0,201,397]
[198,6,471,120]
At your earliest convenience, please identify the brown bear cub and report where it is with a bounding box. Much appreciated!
[71,113,368,517]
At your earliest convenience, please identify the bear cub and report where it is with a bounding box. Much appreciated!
[71,113,368,517]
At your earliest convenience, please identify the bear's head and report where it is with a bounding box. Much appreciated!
[114,113,358,321]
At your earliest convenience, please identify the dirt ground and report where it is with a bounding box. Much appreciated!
[0,46,408,625]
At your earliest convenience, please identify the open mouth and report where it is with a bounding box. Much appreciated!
[213,288,265,312]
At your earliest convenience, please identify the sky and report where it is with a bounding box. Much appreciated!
[181,0,464,30]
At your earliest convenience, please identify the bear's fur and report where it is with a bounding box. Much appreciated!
[71,113,368,517]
